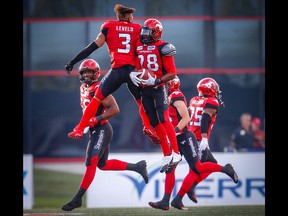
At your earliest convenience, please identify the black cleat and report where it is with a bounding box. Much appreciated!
[187,188,198,203]
[148,200,169,210]
[223,163,238,183]
[171,198,188,210]
[61,198,82,211]
[136,160,149,184]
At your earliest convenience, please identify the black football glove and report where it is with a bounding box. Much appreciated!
[65,62,73,74]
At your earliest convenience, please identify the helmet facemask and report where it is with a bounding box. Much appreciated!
[78,59,100,85]
[140,19,163,45]
[79,68,100,85]
[216,88,225,107]
[140,27,154,45]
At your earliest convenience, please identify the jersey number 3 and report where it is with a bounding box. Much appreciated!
[118,33,131,53]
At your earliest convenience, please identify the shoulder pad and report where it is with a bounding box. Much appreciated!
[161,43,176,56]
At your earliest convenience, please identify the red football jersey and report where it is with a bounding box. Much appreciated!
[188,95,219,140]
[135,39,176,86]
[101,20,141,68]
[168,89,188,134]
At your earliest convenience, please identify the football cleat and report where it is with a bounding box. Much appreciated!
[61,198,82,211]
[222,163,238,183]
[136,160,149,184]
[187,188,198,203]
[148,200,169,210]
[143,127,160,144]
[68,128,84,140]
[171,198,188,210]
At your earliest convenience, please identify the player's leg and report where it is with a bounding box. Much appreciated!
[96,123,149,183]
[141,88,174,172]
[170,169,196,211]
[62,144,99,211]
[154,87,181,165]
[148,166,176,210]
[126,78,160,144]
[99,159,149,184]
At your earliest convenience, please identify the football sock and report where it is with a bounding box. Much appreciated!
[80,156,98,189]
[190,182,197,191]
[196,173,210,185]
[77,97,101,130]
[136,100,151,128]
[178,170,199,196]
[154,124,171,156]
[164,167,176,194]
[73,188,86,200]
[162,193,171,203]
[162,121,179,154]
[99,159,127,170]
[195,160,222,173]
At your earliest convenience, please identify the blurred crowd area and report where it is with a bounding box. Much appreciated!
[23,0,265,157]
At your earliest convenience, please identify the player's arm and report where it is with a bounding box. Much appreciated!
[65,29,106,74]
[159,43,177,83]
[99,94,120,120]
[88,94,119,127]
[137,42,177,86]
[70,31,105,65]
[173,100,190,131]
[139,43,177,85]
[198,107,217,151]
[201,107,217,138]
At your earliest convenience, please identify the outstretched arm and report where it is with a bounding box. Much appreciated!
[65,32,106,74]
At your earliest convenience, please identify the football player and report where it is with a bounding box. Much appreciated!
[131,18,182,172]
[62,59,148,211]
[148,76,239,210]
[65,4,160,145]
[185,77,238,203]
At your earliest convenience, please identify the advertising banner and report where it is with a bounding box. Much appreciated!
[23,154,34,209]
[87,152,265,208]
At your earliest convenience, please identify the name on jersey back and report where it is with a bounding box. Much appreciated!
[116,26,134,32]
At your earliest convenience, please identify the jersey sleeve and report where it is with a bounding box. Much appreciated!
[170,91,185,106]
[205,97,220,110]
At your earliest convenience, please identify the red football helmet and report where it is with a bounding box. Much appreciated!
[78,59,100,85]
[197,77,224,106]
[167,76,180,95]
[140,18,163,45]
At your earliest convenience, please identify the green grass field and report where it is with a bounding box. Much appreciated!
[23,168,265,216]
